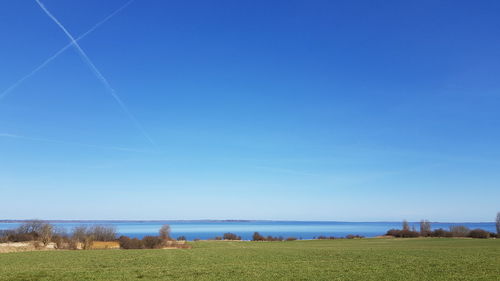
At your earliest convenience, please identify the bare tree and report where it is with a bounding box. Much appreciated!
[72,226,88,242]
[52,227,68,249]
[402,220,410,231]
[89,225,117,241]
[449,225,470,237]
[496,212,500,236]
[16,220,45,235]
[419,220,431,237]
[159,225,171,240]
[16,220,54,243]
[39,223,53,246]
[72,226,94,250]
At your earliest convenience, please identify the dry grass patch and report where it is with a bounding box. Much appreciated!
[91,241,120,249]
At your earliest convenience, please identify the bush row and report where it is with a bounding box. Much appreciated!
[0,221,119,249]
[0,221,180,250]
[314,235,364,239]
[386,220,497,239]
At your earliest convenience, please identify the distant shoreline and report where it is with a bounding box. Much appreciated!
[0,220,494,224]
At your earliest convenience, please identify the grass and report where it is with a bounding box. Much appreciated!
[0,238,499,281]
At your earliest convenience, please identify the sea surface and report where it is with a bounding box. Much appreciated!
[0,221,496,240]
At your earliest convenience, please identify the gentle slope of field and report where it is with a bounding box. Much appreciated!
[0,238,499,281]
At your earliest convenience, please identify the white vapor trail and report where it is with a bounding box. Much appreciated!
[0,0,134,102]
[34,0,155,145]
[0,133,151,153]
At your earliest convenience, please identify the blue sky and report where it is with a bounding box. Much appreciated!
[1,0,499,221]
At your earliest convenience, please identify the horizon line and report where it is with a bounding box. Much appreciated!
[0,219,495,224]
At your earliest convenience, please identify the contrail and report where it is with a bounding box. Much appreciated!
[34,0,155,145]
[0,133,151,153]
[0,0,134,101]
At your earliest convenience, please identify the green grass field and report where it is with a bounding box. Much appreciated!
[1,238,499,281]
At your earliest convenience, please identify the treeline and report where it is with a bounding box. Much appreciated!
[386,219,499,239]
[211,233,242,240]
[251,232,363,241]
[0,221,187,250]
[118,225,188,249]
[0,220,118,249]
[198,232,293,241]
[252,232,289,241]
[314,234,364,240]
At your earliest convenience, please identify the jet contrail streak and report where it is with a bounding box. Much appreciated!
[0,133,151,153]
[0,0,134,101]
[34,0,155,145]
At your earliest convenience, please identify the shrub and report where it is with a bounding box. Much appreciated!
[0,230,9,243]
[82,236,94,250]
[0,230,18,242]
[142,236,163,249]
[33,241,43,250]
[345,234,364,239]
[469,229,490,239]
[72,226,94,250]
[386,229,401,237]
[50,227,70,249]
[7,233,34,242]
[401,230,419,238]
[431,228,452,237]
[286,237,297,241]
[385,229,419,238]
[118,236,144,249]
[39,224,53,246]
[317,236,336,240]
[177,236,187,241]
[265,235,283,241]
[252,232,265,241]
[68,238,79,250]
[450,225,470,237]
[223,233,241,240]
[51,235,65,249]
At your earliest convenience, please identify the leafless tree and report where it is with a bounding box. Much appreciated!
[39,223,53,246]
[449,225,470,237]
[402,220,410,231]
[16,220,45,235]
[72,226,94,249]
[496,212,500,236]
[16,220,54,243]
[89,225,117,241]
[159,225,171,240]
[419,220,431,236]
[72,226,88,242]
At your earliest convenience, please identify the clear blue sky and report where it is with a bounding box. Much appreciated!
[1,0,499,221]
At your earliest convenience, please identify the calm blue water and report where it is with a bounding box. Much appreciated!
[0,221,495,240]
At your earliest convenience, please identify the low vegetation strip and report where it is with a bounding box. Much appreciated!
[0,239,499,281]
[0,221,189,251]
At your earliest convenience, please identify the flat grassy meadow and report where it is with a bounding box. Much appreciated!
[0,238,499,281]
